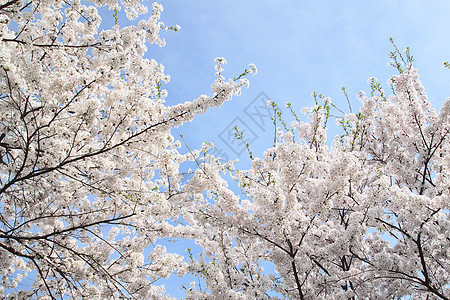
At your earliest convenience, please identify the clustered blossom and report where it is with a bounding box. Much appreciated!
[179,64,449,299]
[0,0,255,298]
[0,0,448,298]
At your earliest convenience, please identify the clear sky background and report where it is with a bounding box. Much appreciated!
[135,1,449,297]
[148,0,450,171]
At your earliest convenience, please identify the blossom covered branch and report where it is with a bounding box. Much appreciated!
[180,62,449,299]
[0,0,255,298]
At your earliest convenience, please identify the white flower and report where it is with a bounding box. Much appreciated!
[214,57,227,64]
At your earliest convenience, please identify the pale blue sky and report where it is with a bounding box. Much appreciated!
[142,1,450,297]
[149,0,450,170]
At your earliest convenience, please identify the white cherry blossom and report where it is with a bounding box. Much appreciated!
[180,63,449,299]
[0,0,254,298]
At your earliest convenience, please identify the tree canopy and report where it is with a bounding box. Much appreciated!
[0,0,448,299]
[0,0,253,298]
[181,60,450,299]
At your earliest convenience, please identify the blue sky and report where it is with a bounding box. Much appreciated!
[140,1,450,297]
[149,0,450,169]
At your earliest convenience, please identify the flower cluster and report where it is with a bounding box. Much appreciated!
[0,1,254,298]
[179,64,449,299]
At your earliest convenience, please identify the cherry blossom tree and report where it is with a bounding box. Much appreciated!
[1,0,447,298]
[0,0,255,298]
[181,50,449,299]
